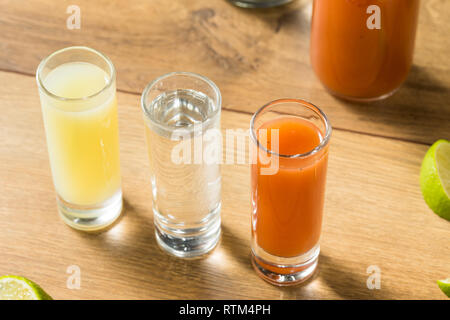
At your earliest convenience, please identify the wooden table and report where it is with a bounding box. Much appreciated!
[1,0,449,300]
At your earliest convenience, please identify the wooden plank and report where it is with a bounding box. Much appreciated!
[0,71,448,299]
[0,0,448,145]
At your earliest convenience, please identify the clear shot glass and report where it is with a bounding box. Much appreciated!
[250,99,331,285]
[36,46,122,231]
[141,72,222,258]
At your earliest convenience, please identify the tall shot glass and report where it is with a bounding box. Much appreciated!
[141,72,222,258]
[36,46,122,231]
[250,99,331,285]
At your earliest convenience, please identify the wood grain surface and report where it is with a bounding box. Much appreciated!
[1,0,449,144]
[0,0,449,299]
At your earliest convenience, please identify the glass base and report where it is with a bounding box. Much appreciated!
[154,204,221,258]
[251,244,319,286]
[57,190,123,232]
[228,0,292,8]
[324,85,400,103]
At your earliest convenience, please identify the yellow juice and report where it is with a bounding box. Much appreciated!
[40,62,121,206]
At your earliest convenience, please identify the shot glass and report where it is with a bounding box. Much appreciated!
[36,46,122,231]
[250,99,331,285]
[141,72,222,258]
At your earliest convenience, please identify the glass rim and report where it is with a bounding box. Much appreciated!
[250,98,332,159]
[36,46,116,102]
[140,71,222,132]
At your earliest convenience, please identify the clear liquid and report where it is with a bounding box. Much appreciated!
[144,89,221,248]
[149,89,217,130]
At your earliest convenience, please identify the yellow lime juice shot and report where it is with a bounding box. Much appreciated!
[36,47,122,231]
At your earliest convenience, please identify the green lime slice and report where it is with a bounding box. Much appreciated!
[420,139,450,220]
[0,275,52,300]
[437,278,450,298]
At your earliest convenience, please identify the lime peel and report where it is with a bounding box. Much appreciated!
[420,139,450,220]
[437,278,450,298]
[0,275,52,300]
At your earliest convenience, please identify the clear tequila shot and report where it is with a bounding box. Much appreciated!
[141,72,222,258]
[36,47,122,231]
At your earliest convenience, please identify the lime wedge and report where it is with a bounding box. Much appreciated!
[0,275,52,300]
[437,279,450,298]
[420,139,450,220]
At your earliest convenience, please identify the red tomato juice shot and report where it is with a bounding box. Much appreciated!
[250,99,331,286]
